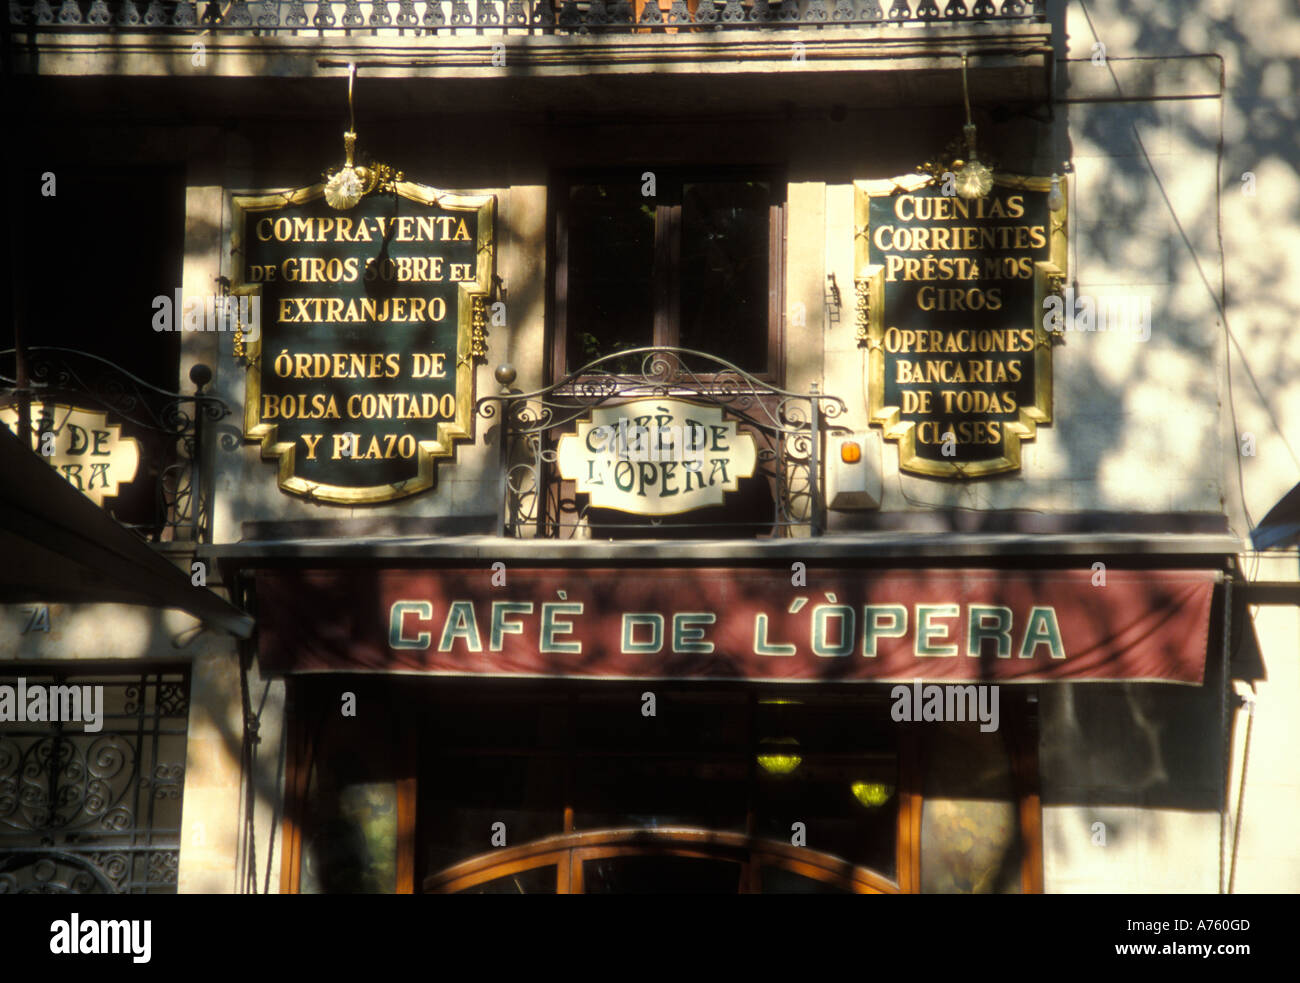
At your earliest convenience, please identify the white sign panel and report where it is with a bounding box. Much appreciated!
[1,402,140,506]
[555,399,758,515]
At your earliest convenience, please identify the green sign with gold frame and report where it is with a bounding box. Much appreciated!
[854,172,1067,478]
[230,176,495,504]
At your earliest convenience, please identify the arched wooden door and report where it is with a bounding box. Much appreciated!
[424,828,900,894]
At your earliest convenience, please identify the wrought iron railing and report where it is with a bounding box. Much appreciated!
[0,348,237,544]
[476,347,848,538]
[8,0,1044,34]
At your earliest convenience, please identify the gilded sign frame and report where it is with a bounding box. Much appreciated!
[853,172,1068,478]
[229,180,495,504]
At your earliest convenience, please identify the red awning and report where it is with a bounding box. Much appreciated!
[255,567,1218,684]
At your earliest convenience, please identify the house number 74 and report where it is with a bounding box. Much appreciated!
[21,606,51,633]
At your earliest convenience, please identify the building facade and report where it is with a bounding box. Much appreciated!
[3,0,1298,894]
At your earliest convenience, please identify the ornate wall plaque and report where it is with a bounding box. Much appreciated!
[854,173,1067,477]
[231,178,495,503]
[555,399,758,515]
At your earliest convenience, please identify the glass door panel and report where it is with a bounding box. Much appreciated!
[578,852,742,895]
[455,865,558,895]
[758,864,855,894]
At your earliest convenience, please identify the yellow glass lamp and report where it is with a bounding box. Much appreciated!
[757,737,802,777]
[851,781,896,808]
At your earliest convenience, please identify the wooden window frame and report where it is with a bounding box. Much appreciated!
[425,828,903,895]
[1006,690,1045,894]
[550,167,786,385]
[278,679,418,895]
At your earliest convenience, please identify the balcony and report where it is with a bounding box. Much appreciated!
[476,347,849,539]
[10,0,1044,35]
[7,0,1052,110]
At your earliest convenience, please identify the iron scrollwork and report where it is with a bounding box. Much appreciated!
[0,347,233,543]
[476,347,848,538]
[0,671,190,894]
[8,0,1043,32]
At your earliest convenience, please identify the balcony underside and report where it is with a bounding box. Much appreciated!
[11,24,1051,117]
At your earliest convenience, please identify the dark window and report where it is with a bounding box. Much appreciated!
[564,182,657,369]
[555,171,783,379]
[2,166,187,536]
[582,854,742,894]
[6,166,185,390]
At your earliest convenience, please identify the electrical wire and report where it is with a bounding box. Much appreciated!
[1077,3,1300,540]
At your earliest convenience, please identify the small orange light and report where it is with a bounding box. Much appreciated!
[840,441,862,464]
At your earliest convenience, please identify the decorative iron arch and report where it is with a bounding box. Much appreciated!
[475,346,848,537]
